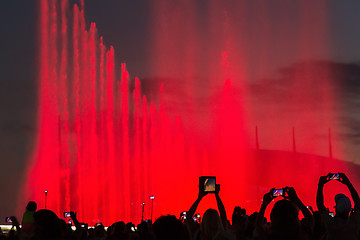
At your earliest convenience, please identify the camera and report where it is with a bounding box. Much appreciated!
[199,176,216,193]
[5,217,12,223]
[329,173,340,180]
[64,212,71,218]
[272,188,284,197]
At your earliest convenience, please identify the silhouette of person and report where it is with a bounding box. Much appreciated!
[316,172,360,240]
[256,187,313,240]
[21,201,37,240]
[33,209,62,240]
[153,215,189,240]
[187,182,229,240]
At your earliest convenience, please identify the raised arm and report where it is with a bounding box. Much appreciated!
[215,184,228,228]
[10,216,21,232]
[255,189,274,239]
[285,187,314,230]
[186,185,207,238]
[316,175,329,213]
[70,211,81,229]
[339,173,360,212]
[188,185,207,218]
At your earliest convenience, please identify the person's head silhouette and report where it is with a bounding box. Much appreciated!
[334,193,352,218]
[33,209,62,240]
[201,209,224,239]
[26,201,37,212]
[270,199,300,235]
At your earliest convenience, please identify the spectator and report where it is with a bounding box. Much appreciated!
[256,187,313,240]
[201,209,224,240]
[22,201,37,239]
[152,215,189,240]
[230,206,248,240]
[137,220,155,240]
[244,212,258,239]
[93,224,106,240]
[214,230,236,240]
[33,209,63,240]
[316,172,360,240]
[187,183,231,240]
[5,176,358,240]
[106,221,126,240]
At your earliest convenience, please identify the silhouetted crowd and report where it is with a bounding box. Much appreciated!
[2,173,360,240]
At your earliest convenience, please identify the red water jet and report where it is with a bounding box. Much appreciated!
[21,0,352,225]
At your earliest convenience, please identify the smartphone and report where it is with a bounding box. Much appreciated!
[64,212,71,218]
[272,188,284,197]
[193,213,201,222]
[199,176,216,193]
[68,219,72,224]
[329,212,334,217]
[5,217,12,223]
[330,173,340,180]
[181,211,187,220]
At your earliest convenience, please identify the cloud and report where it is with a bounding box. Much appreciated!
[248,60,360,148]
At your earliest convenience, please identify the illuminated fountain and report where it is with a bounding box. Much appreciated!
[21,0,350,225]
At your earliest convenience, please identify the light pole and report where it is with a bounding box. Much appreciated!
[150,195,155,223]
[141,202,145,222]
[44,190,48,209]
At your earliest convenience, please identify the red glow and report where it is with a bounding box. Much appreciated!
[21,0,354,226]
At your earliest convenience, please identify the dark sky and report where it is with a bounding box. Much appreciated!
[0,0,360,219]
[327,0,360,62]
